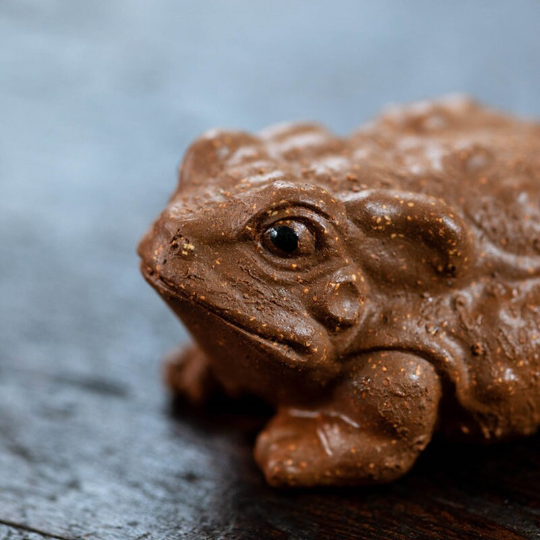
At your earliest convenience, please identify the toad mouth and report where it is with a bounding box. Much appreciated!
[140,264,454,377]
[140,263,314,365]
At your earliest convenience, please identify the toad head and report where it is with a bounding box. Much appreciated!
[138,127,472,405]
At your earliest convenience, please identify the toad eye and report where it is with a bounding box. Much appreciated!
[262,221,317,258]
[269,225,298,253]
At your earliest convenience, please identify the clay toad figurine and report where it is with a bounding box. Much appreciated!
[138,97,540,487]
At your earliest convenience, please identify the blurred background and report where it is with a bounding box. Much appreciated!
[1,1,540,538]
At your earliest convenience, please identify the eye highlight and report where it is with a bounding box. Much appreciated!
[269,225,299,253]
[262,220,317,258]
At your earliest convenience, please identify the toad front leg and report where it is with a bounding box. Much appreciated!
[254,352,442,486]
[165,344,221,405]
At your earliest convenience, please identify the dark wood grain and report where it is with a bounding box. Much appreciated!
[2,1,540,538]
[1,356,539,540]
[0,524,60,540]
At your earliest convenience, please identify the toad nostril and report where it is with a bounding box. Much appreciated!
[169,231,184,251]
[167,230,196,257]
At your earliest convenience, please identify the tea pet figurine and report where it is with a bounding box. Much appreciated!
[139,97,540,486]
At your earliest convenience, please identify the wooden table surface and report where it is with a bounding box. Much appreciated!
[2,1,540,538]
[1,361,540,540]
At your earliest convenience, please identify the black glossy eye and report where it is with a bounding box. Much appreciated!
[269,225,299,253]
[261,220,317,259]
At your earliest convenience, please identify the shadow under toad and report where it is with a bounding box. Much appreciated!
[166,390,540,538]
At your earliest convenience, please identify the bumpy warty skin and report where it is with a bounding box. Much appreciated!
[139,96,540,486]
